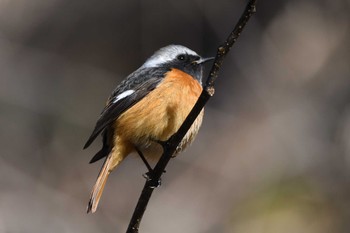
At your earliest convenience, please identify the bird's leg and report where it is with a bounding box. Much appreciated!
[135,147,153,173]
[155,138,178,166]
[155,139,177,158]
[135,147,163,188]
[135,147,161,187]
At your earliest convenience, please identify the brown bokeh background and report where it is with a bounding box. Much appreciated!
[1,0,350,232]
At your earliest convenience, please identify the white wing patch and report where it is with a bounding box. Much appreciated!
[112,90,135,103]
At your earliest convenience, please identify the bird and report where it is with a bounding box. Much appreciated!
[83,44,213,213]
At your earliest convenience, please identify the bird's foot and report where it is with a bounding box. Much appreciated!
[142,171,162,188]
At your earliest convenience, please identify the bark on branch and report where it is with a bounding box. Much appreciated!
[126,1,257,232]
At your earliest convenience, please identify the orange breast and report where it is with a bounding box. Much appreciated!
[115,68,203,158]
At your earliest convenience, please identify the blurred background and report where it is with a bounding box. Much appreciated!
[1,0,349,232]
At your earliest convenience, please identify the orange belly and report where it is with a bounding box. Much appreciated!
[114,68,203,159]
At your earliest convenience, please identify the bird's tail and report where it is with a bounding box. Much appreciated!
[87,154,121,213]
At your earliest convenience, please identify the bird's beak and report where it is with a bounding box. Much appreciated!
[196,56,215,64]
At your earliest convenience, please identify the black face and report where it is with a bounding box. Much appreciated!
[166,53,204,83]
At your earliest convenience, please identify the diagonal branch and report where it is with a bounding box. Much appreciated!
[126,1,257,232]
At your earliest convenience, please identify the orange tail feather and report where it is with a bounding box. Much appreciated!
[87,155,119,213]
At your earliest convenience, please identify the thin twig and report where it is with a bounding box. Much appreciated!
[126,1,257,232]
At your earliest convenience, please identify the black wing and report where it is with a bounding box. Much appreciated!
[83,67,168,150]
[88,127,113,163]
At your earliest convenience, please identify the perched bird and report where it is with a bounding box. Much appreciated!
[84,45,213,213]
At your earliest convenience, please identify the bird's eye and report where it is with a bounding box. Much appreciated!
[177,54,185,61]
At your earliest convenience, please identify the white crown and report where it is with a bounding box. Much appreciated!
[142,45,199,68]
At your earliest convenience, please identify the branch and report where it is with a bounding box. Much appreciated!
[126,1,257,232]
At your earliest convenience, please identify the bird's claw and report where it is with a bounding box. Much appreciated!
[142,171,162,188]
